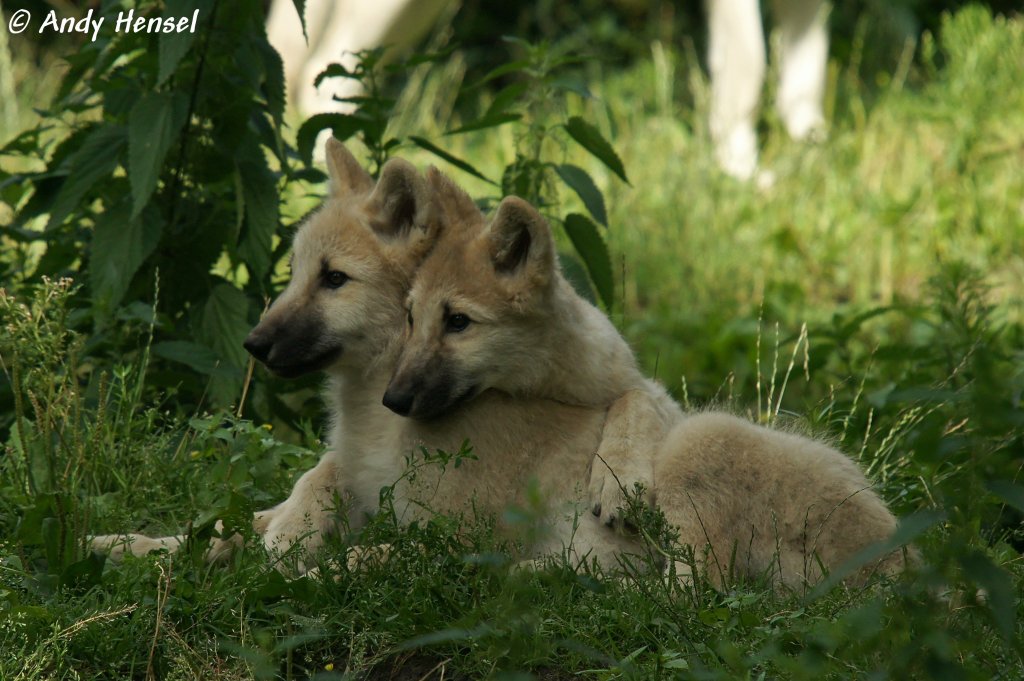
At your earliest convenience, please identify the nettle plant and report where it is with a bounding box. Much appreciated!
[2,0,304,417]
[2,3,627,429]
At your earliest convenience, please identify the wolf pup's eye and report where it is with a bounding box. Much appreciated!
[446,313,471,333]
[406,307,414,328]
[323,270,349,289]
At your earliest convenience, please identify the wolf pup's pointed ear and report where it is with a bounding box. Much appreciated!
[325,138,374,196]
[367,158,434,239]
[486,196,555,277]
[426,167,479,224]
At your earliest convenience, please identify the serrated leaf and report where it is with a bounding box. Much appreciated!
[291,0,308,42]
[236,160,280,281]
[296,114,363,166]
[158,0,206,85]
[128,92,188,217]
[558,252,596,305]
[313,62,359,88]
[563,213,614,308]
[409,136,497,186]
[46,124,126,230]
[564,116,628,184]
[258,39,286,129]
[195,283,253,406]
[197,284,253,370]
[90,201,163,317]
[501,156,546,201]
[556,164,608,227]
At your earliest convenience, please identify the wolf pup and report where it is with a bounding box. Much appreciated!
[384,195,683,525]
[388,194,910,590]
[93,141,649,572]
[88,140,440,562]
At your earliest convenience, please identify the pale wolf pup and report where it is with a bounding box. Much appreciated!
[244,146,648,570]
[89,140,439,560]
[92,140,648,570]
[388,195,910,589]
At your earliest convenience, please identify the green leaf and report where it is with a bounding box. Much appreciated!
[409,136,497,186]
[550,75,593,99]
[197,283,252,372]
[466,59,530,90]
[152,340,222,375]
[563,213,614,308]
[986,480,1024,513]
[485,82,528,118]
[558,252,596,305]
[158,0,206,85]
[195,283,253,407]
[59,552,105,592]
[46,125,126,230]
[90,201,163,317]
[0,126,49,156]
[236,159,280,281]
[445,113,521,136]
[555,164,608,227]
[960,551,1016,641]
[258,39,286,129]
[313,62,359,88]
[128,92,188,217]
[297,114,363,166]
[564,116,629,184]
[291,0,308,42]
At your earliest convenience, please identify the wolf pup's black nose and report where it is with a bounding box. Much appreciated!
[243,330,272,363]
[382,388,414,417]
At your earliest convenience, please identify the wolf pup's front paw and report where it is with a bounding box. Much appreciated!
[588,463,651,528]
[260,500,342,575]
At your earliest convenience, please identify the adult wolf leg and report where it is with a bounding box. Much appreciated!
[707,0,767,180]
[773,0,828,141]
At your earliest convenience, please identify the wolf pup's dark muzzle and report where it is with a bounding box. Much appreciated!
[243,318,342,378]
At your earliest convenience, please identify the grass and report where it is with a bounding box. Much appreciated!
[2,5,1024,680]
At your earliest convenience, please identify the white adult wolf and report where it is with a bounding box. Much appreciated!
[267,0,829,180]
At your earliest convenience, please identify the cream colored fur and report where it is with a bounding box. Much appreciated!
[396,194,909,590]
[388,195,682,524]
